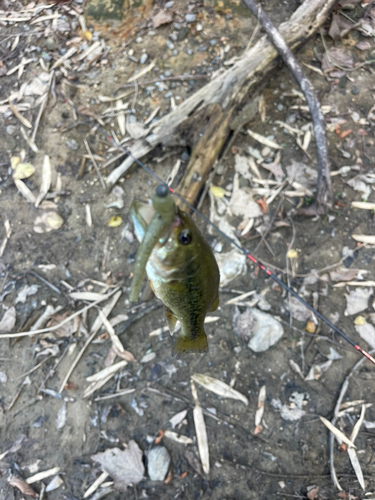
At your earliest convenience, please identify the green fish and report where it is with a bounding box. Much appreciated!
[130,184,220,355]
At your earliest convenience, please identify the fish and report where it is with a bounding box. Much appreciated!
[130,184,220,355]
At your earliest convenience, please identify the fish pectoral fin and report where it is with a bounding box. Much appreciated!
[209,296,219,312]
[172,330,208,356]
[164,306,178,334]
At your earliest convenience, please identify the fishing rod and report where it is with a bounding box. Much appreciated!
[56,90,375,365]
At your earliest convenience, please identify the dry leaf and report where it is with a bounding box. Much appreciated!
[255,385,266,427]
[321,48,354,72]
[191,373,248,405]
[347,447,365,490]
[92,441,144,491]
[56,403,67,430]
[13,162,35,180]
[352,234,375,245]
[344,287,373,316]
[164,431,193,445]
[355,321,375,349]
[33,211,63,233]
[247,129,281,149]
[215,249,246,287]
[8,476,38,498]
[210,186,226,198]
[153,9,173,28]
[26,467,61,484]
[191,381,209,474]
[229,174,263,219]
[0,307,16,332]
[319,417,356,448]
[169,409,188,429]
[35,155,52,207]
[108,216,122,227]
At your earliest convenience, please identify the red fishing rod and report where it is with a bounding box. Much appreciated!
[58,90,375,365]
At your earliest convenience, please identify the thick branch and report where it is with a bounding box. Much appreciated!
[106,0,338,197]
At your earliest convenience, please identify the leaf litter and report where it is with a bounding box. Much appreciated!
[92,441,144,491]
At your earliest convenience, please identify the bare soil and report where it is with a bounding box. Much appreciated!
[1,1,375,499]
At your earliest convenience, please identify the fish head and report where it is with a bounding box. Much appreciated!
[130,200,205,275]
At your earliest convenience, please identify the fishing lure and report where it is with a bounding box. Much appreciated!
[130,184,220,355]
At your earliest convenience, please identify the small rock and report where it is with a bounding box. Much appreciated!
[187,48,193,55]
[148,447,171,481]
[209,39,216,46]
[169,33,178,42]
[196,23,202,31]
[135,36,143,43]
[177,26,189,41]
[166,40,175,50]
[197,45,207,52]
[180,150,190,162]
[6,125,16,136]
[351,87,360,95]
[165,0,174,7]
[66,139,79,151]
[277,104,284,111]
[140,53,148,64]
[261,146,271,157]
[172,49,178,56]
[185,14,196,23]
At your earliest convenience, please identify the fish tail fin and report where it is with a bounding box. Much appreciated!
[172,328,208,356]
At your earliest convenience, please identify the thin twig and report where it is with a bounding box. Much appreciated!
[329,350,375,491]
[242,0,332,214]
[28,269,62,295]
[0,288,119,339]
[31,70,54,143]
[83,138,106,189]
[254,196,284,252]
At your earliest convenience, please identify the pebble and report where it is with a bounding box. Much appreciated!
[164,70,171,77]
[166,40,175,50]
[181,151,190,162]
[169,33,178,42]
[261,146,271,157]
[148,30,156,36]
[66,139,79,151]
[209,39,216,46]
[197,45,207,52]
[177,26,189,41]
[277,104,284,111]
[172,49,178,56]
[196,23,202,31]
[6,125,16,135]
[351,87,360,95]
[148,447,171,481]
[185,14,196,23]
[41,51,52,62]
[135,36,143,43]
[187,48,193,55]
[165,0,174,7]
[140,53,148,64]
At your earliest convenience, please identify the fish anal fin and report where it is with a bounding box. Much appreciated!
[209,296,219,312]
[172,331,208,356]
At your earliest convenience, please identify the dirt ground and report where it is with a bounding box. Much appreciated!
[1,0,375,499]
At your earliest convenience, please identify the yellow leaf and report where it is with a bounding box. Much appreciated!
[11,157,21,169]
[210,186,226,198]
[13,163,35,180]
[108,216,122,228]
[85,30,93,41]
[354,315,366,326]
[305,320,316,333]
[287,249,298,259]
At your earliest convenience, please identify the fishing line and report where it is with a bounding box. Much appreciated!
[57,90,375,365]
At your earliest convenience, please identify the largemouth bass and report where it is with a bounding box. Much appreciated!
[130,184,220,355]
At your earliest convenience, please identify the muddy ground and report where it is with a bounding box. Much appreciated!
[0,0,375,499]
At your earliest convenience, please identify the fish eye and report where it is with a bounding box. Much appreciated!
[179,229,192,245]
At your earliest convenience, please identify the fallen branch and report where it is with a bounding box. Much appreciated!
[106,0,337,213]
[242,0,332,214]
